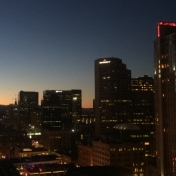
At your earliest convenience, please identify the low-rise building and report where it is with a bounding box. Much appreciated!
[43,129,71,151]
[14,145,49,157]
[77,143,93,166]
[0,130,31,158]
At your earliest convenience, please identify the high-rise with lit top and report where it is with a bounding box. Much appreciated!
[94,58,131,134]
[154,21,176,176]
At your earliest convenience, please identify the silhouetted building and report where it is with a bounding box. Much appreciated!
[43,129,71,151]
[30,107,41,129]
[154,21,176,176]
[0,160,20,176]
[75,108,95,140]
[0,130,31,158]
[0,105,6,123]
[41,90,81,130]
[131,75,155,157]
[18,91,39,130]
[94,58,131,133]
[13,98,19,130]
[5,99,19,130]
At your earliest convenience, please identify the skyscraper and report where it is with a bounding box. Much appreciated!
[41,89,82,130]
[18,91,39,130]
[131,75,155,157]
[154,22,176,176]
[94,58,131,134]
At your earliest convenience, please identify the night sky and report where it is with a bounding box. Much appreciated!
[0,0,176,107]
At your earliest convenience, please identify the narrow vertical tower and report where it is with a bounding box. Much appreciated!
[94,57,131,134]
[154,22,176,176]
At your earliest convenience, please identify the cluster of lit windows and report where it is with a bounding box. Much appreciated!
[130,135,149,138]
[133,148,143,151]
[103,76,111,79]
[93,142,145,173]
[50,136,61,139]
[114,100,131,102]
[43,121,61,123]
[131,78,154,91]
[134,168,144,174]
[133,119,143,122]
[133,113,144,115]
[133,122,154,125]
[101,99,131,102]
[44,106,59,108]
[101,120,118,122]
[101,100,109,102]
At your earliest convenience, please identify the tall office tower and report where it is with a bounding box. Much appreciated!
[131,75,155,157]
[18,91,39,130]
[95,58,131,134]
[41,89,81,130]
[154,22,176,176]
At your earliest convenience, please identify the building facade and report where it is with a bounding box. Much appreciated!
[95,58,131,134]
[18,91,39,130]
[41,90,82,131]
[154,21,176,176]
[92,141,145,176]
[77,143,93,166]
[131,75,155,157]
[42,129,71,151]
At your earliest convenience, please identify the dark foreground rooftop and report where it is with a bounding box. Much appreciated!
[0,160,20,176]
[65,166,133,176]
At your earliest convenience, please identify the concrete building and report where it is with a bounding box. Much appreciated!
[154,21,176,176]
[77,124,152,176]
[92,141,144,176]
[77,142,93,166]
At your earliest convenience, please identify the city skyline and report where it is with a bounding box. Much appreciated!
[0,0,176,107]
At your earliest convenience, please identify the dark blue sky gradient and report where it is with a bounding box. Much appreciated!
[0,0,176,107]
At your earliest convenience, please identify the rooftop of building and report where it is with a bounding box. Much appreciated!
[65,166,133,176]
[10,154,59,164]
[16,145,48,153]
[24,163,75,174]
[0,160,20,176]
